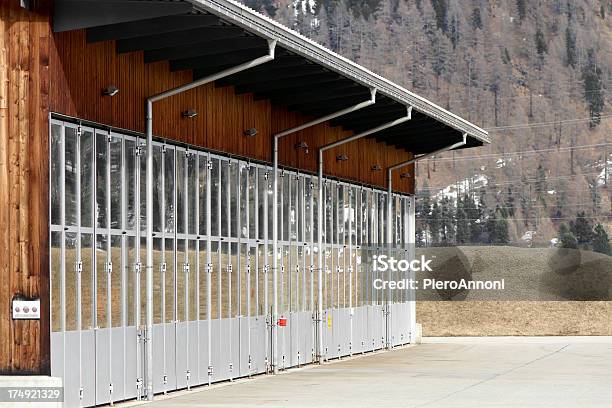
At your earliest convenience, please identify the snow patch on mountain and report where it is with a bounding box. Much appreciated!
[431,174,488,202]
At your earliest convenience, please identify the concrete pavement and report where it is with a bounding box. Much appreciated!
[126,337,612,408]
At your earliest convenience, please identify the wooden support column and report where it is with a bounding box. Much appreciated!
[0,0,51,375]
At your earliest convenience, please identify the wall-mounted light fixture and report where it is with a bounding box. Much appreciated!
[336,154,349,162]
[244,128,258,137]
[182,109,198,118]
[295,141,309,154]
[371,164,382,171]
[400,172,411,179]
[102,86,119,96]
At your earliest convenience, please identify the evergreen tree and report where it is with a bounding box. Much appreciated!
[460,194,477,243]
[495,210,510,244]
[449,13,459,49]
[439,196,455,243]
[455,202,470,244]
[471,8,482,30]
[505,186,515,217]
[519,175,532,227]
[516,0,527,21]
[501,47,512,65]
[535,164,547,205]
[565,26,577,68]
[570,211,594,248]
[485,207,510,244]
[535,26,548,56]
[485,210,496,243]
[582,49,605,128]
[554,186,567,218]
[558,223,578,249]
[430,0,448,32]
[428,202,442,244]
[588,178,601,214]
[416,185,431,245]
[592,223,611,255]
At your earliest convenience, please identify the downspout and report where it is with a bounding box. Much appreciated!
[144,39,277,400]
[387,133,468,194]
[272,88,377,371]
[317,105,412,362]
[386,132,467,345]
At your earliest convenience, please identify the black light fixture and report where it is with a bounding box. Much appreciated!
[371,164,382,171]
[336,154,349,162]
[295,141,309,154]
[400,172,411,179]
[244,128,258,137]
[182,109,198,118]
[102,85,119,96]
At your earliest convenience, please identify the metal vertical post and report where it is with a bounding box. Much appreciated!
[317,107,412,357]
[145,100,154,400]
[272,90,376,368]
[386,133,467,345]
[206,153,212,385]
[144,42,276,398]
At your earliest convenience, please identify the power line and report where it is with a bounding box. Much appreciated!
[425,142,612,162]
[417,187,606,195]
[418,216,609,221]
[446,83,611,105]
[438,203,605,210]
[486,114,612,131]
[416,171,606,190]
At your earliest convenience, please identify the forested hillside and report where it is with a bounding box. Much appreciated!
[242,0,611,246]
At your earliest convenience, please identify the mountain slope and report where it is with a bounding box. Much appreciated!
[242,0,611,243]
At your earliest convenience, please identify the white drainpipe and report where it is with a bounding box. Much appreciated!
[317,105,412,361]
[271,88,377,371]
[386,132,467,346]
[144,39,277,400]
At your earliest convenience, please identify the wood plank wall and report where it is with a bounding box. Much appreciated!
[0,0,51,374]
[49,29,415,193]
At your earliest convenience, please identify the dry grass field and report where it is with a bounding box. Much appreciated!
[416,246,612,336]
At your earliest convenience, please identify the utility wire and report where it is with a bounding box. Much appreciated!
[418,216,609,221]
[417,171,606,189]
[446,83,611,105]
[424,143,612,162]
[486,114,612,131]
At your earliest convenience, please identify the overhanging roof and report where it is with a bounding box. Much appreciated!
[53,0,490,155]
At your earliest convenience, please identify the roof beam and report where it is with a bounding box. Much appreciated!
[282,86,369,108]
[339,112,432,130]
[329,105,404,126]
[53,0,193,33]
[376,129,448,146]
[170,48,265,71]
[255,80,356,101]
[287,92,373,112]
[302,100,396,117]
[86,14,219,43]
[381,132,455,150]
[235,73,341,95]
[117,26,244,54]
[216,63,322,87]
[402,138,468,154]
[144,36,265,63]
[170,47,268,71]
[358,120,445,136]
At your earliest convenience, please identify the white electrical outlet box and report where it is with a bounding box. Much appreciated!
[12,299,40,320]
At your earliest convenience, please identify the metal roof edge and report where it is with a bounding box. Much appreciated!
[186,0,490,145]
